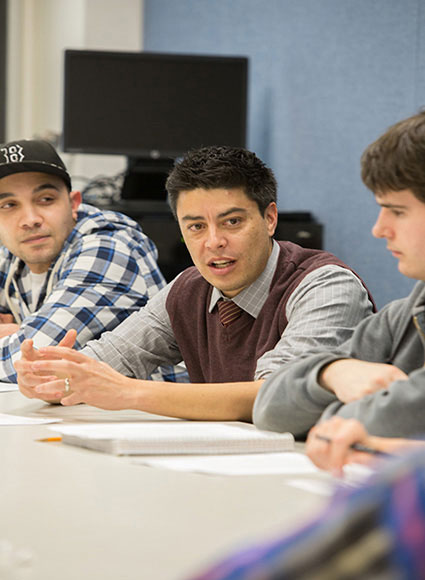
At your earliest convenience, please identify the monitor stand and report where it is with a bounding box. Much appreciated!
[121,156,175,204]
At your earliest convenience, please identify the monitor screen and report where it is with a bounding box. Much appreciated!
[62,49,248,160]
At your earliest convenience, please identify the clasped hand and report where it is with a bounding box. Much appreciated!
[14,329,134,410]
[319,358,408,403]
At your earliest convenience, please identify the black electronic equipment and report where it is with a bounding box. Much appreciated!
[62,49,248,201]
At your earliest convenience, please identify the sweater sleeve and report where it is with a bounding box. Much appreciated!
[320,366,425,438]
[253,353,341,437]
[253,299,414,437]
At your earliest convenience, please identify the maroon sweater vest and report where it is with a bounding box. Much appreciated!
[166,241,374,383]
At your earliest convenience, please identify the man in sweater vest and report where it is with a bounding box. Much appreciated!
[15,146,374,421]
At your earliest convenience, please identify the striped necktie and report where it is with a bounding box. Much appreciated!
[217,299,243,327]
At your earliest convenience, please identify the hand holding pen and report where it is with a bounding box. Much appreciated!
[305,417,392,476]
[313,434,393,458]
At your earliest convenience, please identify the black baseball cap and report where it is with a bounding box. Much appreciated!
[0,139,72,190]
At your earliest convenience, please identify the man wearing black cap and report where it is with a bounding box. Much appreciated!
[0,139,182,383]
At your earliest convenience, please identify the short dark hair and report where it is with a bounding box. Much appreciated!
[361,111,425,203]
[166,146,277,217]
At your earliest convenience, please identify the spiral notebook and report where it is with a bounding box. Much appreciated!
[50,421,294,456]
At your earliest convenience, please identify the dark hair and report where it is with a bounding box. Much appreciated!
[166,146,277,217]
[361,111,425,203]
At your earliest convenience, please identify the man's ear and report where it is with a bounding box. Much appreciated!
[70,190,82,220]
[264,202,278,237]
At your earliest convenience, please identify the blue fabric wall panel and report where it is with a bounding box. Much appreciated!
[144,0,421,307]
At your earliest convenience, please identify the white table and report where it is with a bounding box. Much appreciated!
[0,390,328,580]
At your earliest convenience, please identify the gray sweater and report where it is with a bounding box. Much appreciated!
[253,281,425,439]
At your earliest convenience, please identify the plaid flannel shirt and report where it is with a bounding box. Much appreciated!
[0,203,186,383]
[192,448,425,580]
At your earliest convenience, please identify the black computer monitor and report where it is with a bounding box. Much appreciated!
[62,49,248,200]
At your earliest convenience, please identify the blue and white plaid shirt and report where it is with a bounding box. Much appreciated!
[0,203,186,383]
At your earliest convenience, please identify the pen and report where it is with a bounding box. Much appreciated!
[315,434,393,458]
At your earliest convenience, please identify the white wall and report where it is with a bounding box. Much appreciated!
[6,0,143,188]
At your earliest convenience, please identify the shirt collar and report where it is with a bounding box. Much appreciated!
[209,240,280,318]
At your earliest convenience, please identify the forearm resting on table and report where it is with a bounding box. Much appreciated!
[19,339,262,420]
[127,378,263,422]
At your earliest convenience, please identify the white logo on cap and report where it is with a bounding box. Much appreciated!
[1,145,25,163]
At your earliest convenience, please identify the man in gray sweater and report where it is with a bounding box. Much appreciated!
[254,110,425,439]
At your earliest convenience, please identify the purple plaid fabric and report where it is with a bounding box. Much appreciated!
[191,449,425,580]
